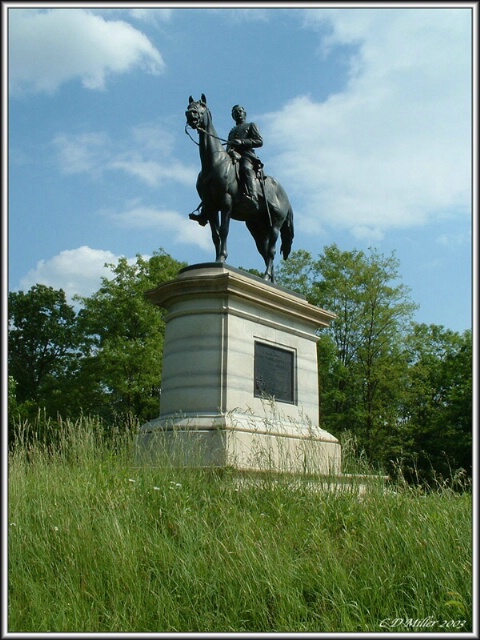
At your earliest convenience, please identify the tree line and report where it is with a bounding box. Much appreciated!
[8,245,471,484]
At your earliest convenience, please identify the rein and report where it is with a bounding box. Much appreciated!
[184,124,200,146]
[184,123,229,146]
[197,126,229,145]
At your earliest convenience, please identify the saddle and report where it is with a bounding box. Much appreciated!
[189,157,265,226]
[228,151,265,192]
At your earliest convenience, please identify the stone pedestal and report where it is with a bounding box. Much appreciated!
[137,263,341,474]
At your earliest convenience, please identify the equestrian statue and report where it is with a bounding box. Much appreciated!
[185,94,294,282]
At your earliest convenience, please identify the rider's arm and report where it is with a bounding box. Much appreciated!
[243,123,263,150]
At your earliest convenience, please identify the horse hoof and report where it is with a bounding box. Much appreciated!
[216,256,227,264]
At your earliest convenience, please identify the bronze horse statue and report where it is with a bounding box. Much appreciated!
[185,94,294,282]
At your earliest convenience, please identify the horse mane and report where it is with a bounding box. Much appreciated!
[203,105,212,122]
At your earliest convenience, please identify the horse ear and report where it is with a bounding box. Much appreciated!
[201,93,207,105]
[189,96,194,104]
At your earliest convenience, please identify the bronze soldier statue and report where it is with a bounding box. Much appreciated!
[189,103,264,225]
[185,94,294,281]
[226,104,263,210]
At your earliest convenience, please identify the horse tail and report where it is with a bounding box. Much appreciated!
[280,205,294,260]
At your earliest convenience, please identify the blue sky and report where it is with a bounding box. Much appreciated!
[5,3,475,334]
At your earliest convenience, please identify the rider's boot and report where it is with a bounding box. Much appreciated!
[189,206,209,226]
[243,172,260,210]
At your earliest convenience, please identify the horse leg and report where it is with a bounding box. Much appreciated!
[246,219,273,281]
[263,225,279,282]
[217,207,231,263]
[209,212,221,261]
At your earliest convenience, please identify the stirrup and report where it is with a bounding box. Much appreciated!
[189,212,208,226]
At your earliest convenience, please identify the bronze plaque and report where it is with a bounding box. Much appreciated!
[254,342,295,404]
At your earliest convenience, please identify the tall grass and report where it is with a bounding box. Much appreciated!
[8,416,472,633]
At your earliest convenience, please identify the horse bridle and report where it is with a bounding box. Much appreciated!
[185,102,229,146]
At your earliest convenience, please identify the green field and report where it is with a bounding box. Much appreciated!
[8,417,472,633]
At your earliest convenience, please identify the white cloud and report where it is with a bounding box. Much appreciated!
[262,8,471,238]
[91,8,174,25]
[436,230,471,248]
[9,8,165,95]
[19,246,122,301]
[52,127,197,186]
[221,8,270,23]
[131,124,176,154]
[350,225,385,242]
[104,206,212,252]
[108,157,197,188]
[52,132,110,175]
[128,8,173,23]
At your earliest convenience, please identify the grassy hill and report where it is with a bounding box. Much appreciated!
[8,416,472,633]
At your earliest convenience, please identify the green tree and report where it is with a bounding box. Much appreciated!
[401,324,472,482]
[8,284,80,414]
[274,249,316,298]
[8,375,17,415]
[315,246,417,465]
[75,250,185,424]
[277,247,472,481]
[278,245,417,468]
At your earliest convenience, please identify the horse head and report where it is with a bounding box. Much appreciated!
[185,94,209,130]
